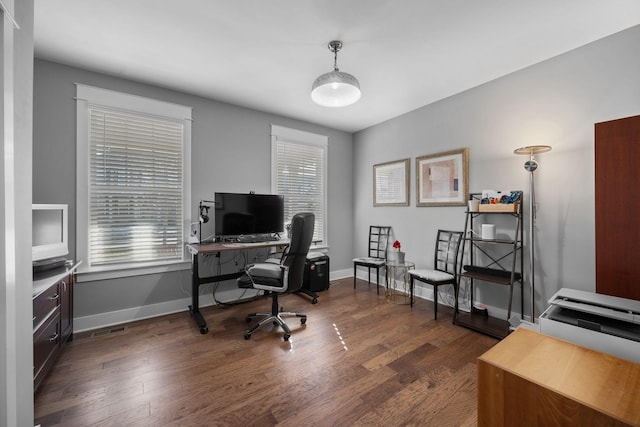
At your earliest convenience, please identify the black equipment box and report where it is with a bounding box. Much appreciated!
[303,252,330,292]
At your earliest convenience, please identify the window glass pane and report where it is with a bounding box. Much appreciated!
[88,107,184,266]
[272,129,327,243]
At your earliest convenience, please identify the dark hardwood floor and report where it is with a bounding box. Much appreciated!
[34,278,498,426]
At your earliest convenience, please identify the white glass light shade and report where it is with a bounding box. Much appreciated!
[311,70,361,107]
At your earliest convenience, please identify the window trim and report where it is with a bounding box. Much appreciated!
[76,84,192,279]
[270,124,328,245]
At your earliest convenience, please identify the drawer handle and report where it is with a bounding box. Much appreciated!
[33,316,36,321]
[48,293,60,301]
[48,333,59,342]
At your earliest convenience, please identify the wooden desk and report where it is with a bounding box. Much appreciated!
[186,240,289,334]
[478,328,640,426]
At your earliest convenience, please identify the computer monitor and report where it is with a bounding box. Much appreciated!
[214,192,284,238]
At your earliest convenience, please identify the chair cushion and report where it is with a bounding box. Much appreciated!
[353,257,385,266]
[238,263,286,290]
[237,274,254,288]
[409,269,454,283]
[247,263,282,278]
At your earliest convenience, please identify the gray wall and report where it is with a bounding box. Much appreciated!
[33,59,354,325]
[353,25,640,319]
[34,24,640,328]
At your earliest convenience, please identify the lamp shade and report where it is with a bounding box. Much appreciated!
[513,145,552,156]
[311,70,361,107]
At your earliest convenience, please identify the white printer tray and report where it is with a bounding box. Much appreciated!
[539,288,640,363]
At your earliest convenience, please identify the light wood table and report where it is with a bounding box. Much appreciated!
[478,328,640,426]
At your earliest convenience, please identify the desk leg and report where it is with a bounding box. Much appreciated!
[188,253,208,334]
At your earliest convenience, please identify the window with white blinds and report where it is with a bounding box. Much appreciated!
[271,125,327,244]
[77,85,192,273]
[88,108,184,265]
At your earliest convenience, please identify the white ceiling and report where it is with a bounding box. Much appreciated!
[34,1,640,133]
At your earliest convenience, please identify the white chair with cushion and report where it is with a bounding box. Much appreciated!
[352,225,391,295]
[408,229,463,319]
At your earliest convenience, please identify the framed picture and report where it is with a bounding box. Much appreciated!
[416,148,469,206]
[373,158,410,206]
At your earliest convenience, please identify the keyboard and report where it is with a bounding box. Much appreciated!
[237,234,280,243]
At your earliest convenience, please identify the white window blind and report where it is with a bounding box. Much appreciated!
[271,125,327,244]
[88,108,184,265]
[76,84,192,275]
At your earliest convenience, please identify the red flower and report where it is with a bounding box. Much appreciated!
[393,240,401,250]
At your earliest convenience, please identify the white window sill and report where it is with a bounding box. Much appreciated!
[76,259,192,282]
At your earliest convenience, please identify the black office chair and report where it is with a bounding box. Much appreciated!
[352,226,391,295]
[408,229,463,319]
[238,212,315,341]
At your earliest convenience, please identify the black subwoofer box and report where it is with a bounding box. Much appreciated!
[303,252,330,292]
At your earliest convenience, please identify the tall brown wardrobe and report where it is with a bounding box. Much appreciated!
[595,114,640,301]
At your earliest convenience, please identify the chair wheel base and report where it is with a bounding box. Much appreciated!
[243,300,307,341]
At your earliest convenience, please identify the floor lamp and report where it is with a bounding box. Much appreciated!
[513,145,552,320]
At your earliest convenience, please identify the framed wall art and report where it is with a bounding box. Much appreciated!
[416,148,469,206]
[373,158,410,206]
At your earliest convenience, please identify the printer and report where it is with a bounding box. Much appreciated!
[539,288,640,363]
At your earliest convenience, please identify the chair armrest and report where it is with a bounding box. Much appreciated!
[245,262,290,292]
[247,263,283,279]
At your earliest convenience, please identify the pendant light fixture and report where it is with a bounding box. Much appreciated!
[311,40,361,107]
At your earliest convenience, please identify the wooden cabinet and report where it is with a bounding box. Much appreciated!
[33,264,78,392]
[478,328,640,426]
[595,115,640,301]
[59,274,74,344]
[33,305,60,390]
